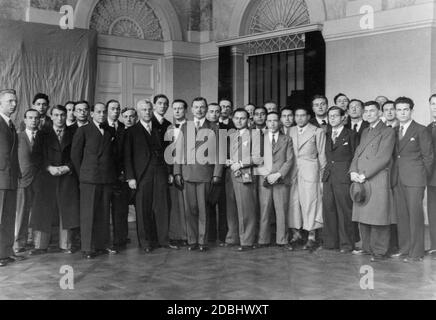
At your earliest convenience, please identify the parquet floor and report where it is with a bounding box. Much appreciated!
[1,224,435,300]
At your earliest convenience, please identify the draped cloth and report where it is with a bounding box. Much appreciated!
[0,19,98,124]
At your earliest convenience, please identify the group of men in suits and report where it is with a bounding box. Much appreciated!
[2,89,436,267]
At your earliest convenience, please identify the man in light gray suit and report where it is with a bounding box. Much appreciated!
[288,108,326,250]
[257,112,294,249]
[174,97,223,252]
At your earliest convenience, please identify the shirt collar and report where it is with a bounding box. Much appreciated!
[93,120,102,130]
[140,120,152,130]
[154,112,164,124]
[108,119,118,127]
[400,119,413,132]
[298,125,308,133]
[175,119,186,126]
[220,118,230,125]
[66,120,76,127]
[77,121,89,127]
[194,117,206,128]
[239,128,247,136]
[25,128,37,139]
[351,118,363,125]
[316,116,328,124]
[0,112,11,124]
[332,125,344,135]
[371,120,381,129]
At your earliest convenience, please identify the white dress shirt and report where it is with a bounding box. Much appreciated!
[25,128,37,144]
[0,111,11,125]
[154,112,165,125]
[269,131,279,144]
[399,119,413,136]
[194,117,206,129]
[93,120,104,135]
[140,120,152,133]
[350,119,363,132]
[331,126,344,142]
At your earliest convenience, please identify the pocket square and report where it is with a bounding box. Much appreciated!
[410,137,416,142]
[343,142,349,146]
[243,141,249,147]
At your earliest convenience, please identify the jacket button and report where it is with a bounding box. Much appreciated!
[398,156,401,159]
[331,161,335,164]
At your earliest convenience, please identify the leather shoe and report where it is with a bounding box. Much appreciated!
[14,248,27,254]
[82,251,95,259]
[370,255,386,262]
[390,252,407,259]
[236,246,253,252]
[29,249,48,256]
[352,249,370,256]
[403,257,423,263]
[303,240,317,251]
[166,244,180,250]
[96,248,119,255]
[61,249,75,254]
[278,244,293,251]
[9,255,25,262]
[143,247,153,254]
[0,259,9,267]
[340,249,352,254]
[187,244,199,251]
[199,245,209,252]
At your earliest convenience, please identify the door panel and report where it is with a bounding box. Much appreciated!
[95,54,159,108]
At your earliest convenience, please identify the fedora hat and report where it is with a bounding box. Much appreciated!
[350,182,371,206]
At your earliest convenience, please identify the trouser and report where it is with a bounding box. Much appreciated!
[111,181,130,246]
[14,186,34,249]
[322,181,355,250]
[258,181,289,245]
[394,182,425,258]
[0,190,17,259]
[169,185,187,241]
[427,186,436,251]
[208,181,228,243]
[34,213,72,250]
[80,183,112,252]
[183,182,210,246]
[136,166,169,248]
[359,223,390,256]
[226,175,257,247]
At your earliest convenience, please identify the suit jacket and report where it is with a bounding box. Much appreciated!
[31,126,80,232]
[392,121,434,188]
[0,115,19,190]
[174,119,223,183]
[258,132,294,185]
[309,117,329,130]
[152,116,172,149]
[289,123,327,183]
[124,122,168,183]
[71,122,117,184]
[17,131,39,188]
[349,121,395,225]
[346,120,370,144]
[322,127,358,184]
[428,122,436,186]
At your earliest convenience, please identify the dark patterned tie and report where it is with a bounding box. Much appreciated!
[353,123,358,132]
[8,120,15,132]
[399,126,404,140]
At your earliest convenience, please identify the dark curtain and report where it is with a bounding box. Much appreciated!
[0,19,98,124]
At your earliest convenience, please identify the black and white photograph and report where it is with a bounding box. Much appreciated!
[1,0,436,305]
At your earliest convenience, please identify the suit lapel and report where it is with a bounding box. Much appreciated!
[356,122,383,157]
[273,133,285,155]
[399,121,417,152]
[298,125,315,150]
[332,127,347,150]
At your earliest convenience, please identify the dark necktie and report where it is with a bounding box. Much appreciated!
[272,134,277,149]
[399,126,405,141]
[353,123,358,132]
[9,119,15,131]
[175,124,181,129]
[322,120,327,127]
[56,129,63,142]
[30,131,36,147]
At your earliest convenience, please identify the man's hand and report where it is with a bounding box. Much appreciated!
[226,160,234,167]
[47,166,61,176]
[174,175,184,191]
[231,163,242,172]
[58,166,70,176]
[359,174,367,183]
[168,174,174,185]
[350,172,360,183]
[267,173,281,185]
[211,176,222,185]
[128,179,137,190]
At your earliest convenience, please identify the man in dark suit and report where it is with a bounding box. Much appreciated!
[152,94,172,144]
[253,106,267,131]
[14,109,40,253]
[30,105,80,255]
[346,99,369,144]
[257,112,294,249]
[309,95,329,130]
[206,103,229,245]
[71,102,118,259]
[391,97,434,262]
[125,100,177,253]
[174,97,223,251]
[427,94,436,259]
[322,107,358,252]
[20,93,52,132]
[106,100,129,250]
[350,101,396,262]
[280,107,295,136]
[0,89,20,267]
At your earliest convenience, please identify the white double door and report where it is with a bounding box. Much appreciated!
[95,53,161,108]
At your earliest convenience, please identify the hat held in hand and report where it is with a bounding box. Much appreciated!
[350,182,371,206]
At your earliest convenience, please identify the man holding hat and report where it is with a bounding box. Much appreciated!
[349,101,396,262]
